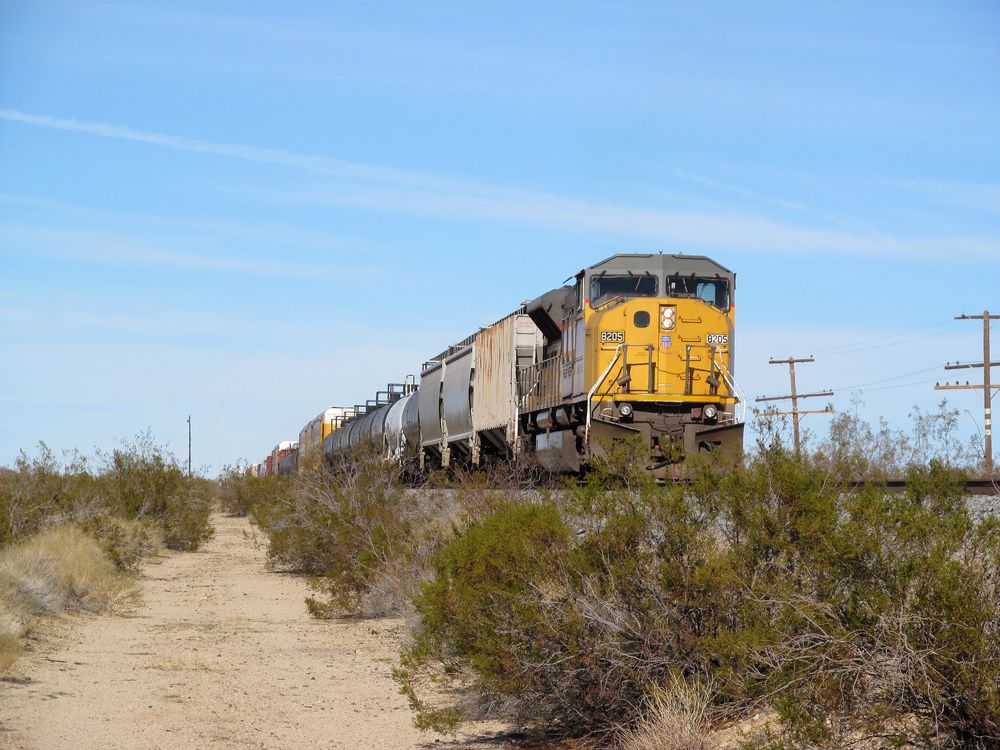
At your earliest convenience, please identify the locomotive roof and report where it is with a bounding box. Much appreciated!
[584,253,733,278]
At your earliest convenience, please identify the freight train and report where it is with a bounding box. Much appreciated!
[252,253,745,477]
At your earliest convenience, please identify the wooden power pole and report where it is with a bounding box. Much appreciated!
[935,310,999,476]
[756,356,833,455]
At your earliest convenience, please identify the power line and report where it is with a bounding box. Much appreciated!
[801,320,955,357]
[739,320,961,374]
[827,365,941,392]
[744,329,958,373]
[854,377,940,394]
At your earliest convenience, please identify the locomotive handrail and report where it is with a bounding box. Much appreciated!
[585,344,624,446]
[713,350,746,423]
[517,355,561,412]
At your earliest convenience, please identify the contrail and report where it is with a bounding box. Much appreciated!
[0,108,447,189]
[3,108,997,260]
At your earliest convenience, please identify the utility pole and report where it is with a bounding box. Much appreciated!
[187,415,192,477]
[935,310,999,476]
[756,356,833,455]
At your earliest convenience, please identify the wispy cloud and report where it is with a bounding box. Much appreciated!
[4,109,999,260]
[889,178,1000,217]
[0,109,457,190]
[671,168,869,231]
[0,192,379,254]
[0,224,343,280]
[235,183,1000,259]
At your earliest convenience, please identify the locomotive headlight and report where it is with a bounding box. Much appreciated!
[660,305,677,330]
[703,404,719,422]
[618,402,633,418]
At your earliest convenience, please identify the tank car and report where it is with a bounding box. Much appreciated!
[322,381,416,466]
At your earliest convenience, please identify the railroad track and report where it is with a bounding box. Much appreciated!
[846,478,999,496]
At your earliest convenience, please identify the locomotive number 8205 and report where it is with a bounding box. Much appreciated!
[600,330,625,343]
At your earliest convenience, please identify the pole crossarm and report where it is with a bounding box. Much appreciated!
[756,390,834,403]
[945,361,1000,370]
[768,357,815,365]
[768,407,834,416]
[935,384,996,391]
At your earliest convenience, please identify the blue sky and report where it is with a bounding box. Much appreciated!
[1,1,998,473]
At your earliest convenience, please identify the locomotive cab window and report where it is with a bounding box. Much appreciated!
[665,275,730,310]
[590,273,657,304]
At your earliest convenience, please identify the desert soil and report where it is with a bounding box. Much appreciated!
[0,514,504,749]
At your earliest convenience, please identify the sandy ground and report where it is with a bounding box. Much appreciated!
[0,514,505,750]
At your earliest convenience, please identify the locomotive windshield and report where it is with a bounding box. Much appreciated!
[665,274,730,310]
[590,273,657,303]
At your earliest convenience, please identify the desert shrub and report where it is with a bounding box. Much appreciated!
[0,525,140,673]
[398,434,1000,746]
[615,675,712,750]
[250,447,441,617]
[0,524,138,615]
[0,433,213,554]
[815,396,982,478]
[0,525,139,646]
[81,516,161,572]
[0,445,101,545]
[96,433,214,551]
[156,477,214,551]
[217,465,281,517]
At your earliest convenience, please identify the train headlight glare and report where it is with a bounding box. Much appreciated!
[660,305,676,330]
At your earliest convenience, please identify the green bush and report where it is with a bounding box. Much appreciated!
[97,433,214,551]
[217,465,283,517]
[250,448,426,616]
[0,432,213,554]
[0,444,98,546]
[397,438,1000,747]
[82,516,161,572]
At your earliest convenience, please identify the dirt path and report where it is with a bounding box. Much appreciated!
[0,514,502,749]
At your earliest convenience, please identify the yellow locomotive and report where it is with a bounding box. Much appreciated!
[520,253,743,472]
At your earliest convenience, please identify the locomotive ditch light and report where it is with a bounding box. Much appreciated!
[703,404,719,423]
[660,305,676,330]
[618,402,633,419]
